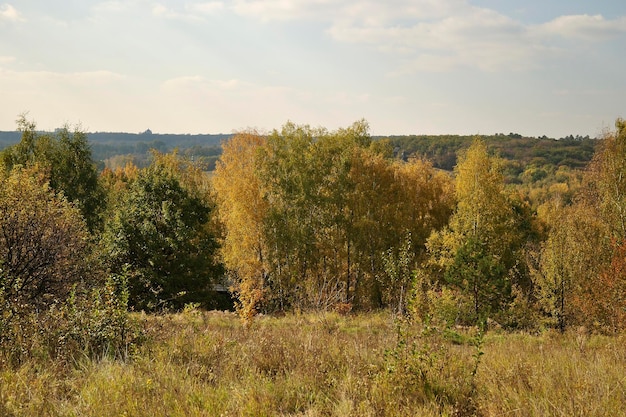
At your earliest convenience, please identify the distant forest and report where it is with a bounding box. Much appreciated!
[0,130,230,171]
[0,129,598,177]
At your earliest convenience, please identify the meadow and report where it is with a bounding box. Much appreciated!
[1,310,624,417]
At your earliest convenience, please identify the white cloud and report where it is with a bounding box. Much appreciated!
[230,0,323,21]
[229,0,462,22]
[152,1,225,21]
[539,14,626,40]
[221,1,626,73]
[152,4,200,21]
[92,1,131,13]
[0,3,23,21]
[187,2,225,14]
[0,55,15,64]
[329,6,542,72]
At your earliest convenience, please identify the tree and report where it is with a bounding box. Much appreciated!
[0,165,92,311]
[256,121,365,310]
[212,131,269,320]
[51,126,105,232]
[101,153,222,311]
[427,139,524,322]
[380,234,415,315]
[212,120,454,314]
[0,115,105,232]
[589,118,626,238]
[348,152,454,309]
[574,239,626,333]
[535,118,626,332]
[533,118,626,332]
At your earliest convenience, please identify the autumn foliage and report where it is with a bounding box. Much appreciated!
[213,121,454,318]
[1,115,626,335]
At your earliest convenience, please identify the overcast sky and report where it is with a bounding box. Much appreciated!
[1,0,625,137]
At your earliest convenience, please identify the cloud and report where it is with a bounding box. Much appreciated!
[229,0,462,22]
[0,3,23,21]
[92,1,130,13]
[188,2,225,14]
[152,4,200,21]
[152,1,225,21]
[329,6,544,72]
[539,14,626,40]
[0,55,15,64]
[230,0,326,21]
[0,68,126,87]
[219,0,626,73]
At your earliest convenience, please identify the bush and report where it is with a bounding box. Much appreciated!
[376,318,484,416]
[0,272,140,367]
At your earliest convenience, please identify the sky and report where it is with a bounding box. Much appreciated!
[1,0,625,137]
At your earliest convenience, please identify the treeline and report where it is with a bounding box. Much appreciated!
[0,116,225,364]
[88,131,229,171]
[0,130,229,171]
[0,129,598,179]
[0,114,624,365]
[387,133,598,175]
[215,119,625,333]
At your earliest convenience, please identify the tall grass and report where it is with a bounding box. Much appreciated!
[0,311,624,416]
[476,329,626,416]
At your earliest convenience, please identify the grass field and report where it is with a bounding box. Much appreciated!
[1,310,624,416]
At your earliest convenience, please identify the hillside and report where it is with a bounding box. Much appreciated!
[0,130,598,174]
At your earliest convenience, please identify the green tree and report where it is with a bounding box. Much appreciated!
[257,121,368,310]
[101,153,222,311]
[213,120,453,314]
[428,139,525,323]
[1,115,105,232]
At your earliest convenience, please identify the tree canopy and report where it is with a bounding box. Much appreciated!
[101,152,223,311]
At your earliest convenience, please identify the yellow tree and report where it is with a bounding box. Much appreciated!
[212,131,269,320]
[394,158,455,251]
[0,164,92,311]
[532,118,626,332]
[428,139,523,322]
[348,150,454,310]
[547,118,626,332]
[348,146,399,307]
[535,202,609,331]
[590,118,626,238]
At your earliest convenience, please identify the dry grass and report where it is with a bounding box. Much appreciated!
[476,329,626,416]
[0,311,624,416]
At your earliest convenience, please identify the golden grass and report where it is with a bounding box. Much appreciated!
[0,311,624,416]
[476,330,626,416]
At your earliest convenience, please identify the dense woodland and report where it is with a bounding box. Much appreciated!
[0,116,622,326]
[1,114,625,415]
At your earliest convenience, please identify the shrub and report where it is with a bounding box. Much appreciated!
[376,317,484,416]
[0,271,140,367]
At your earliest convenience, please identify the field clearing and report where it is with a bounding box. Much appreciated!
[1,310,625,417]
